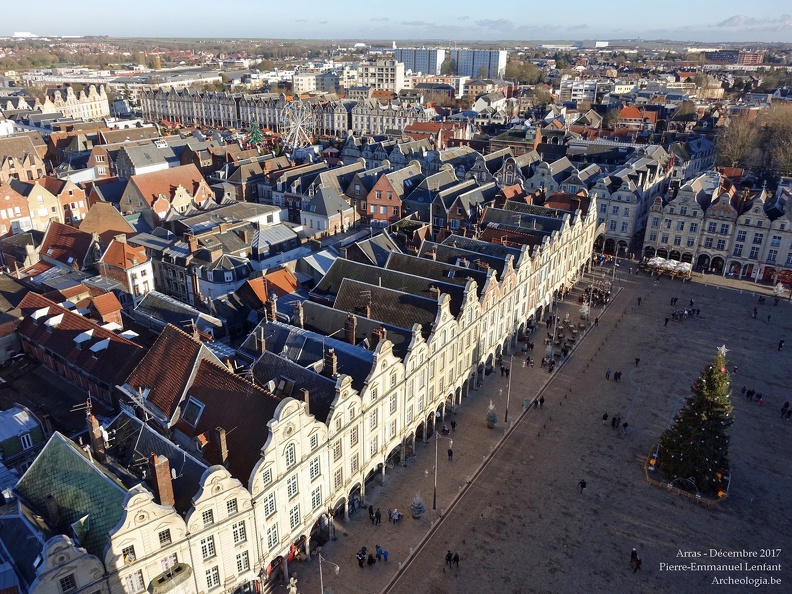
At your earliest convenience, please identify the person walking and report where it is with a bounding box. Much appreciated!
[357,549,366,568]
[779,339,785,351]
[622,422,629,435]
[383,550,389,562]
[633,557,642,573]
[637,297,642,306]
[635,357,640,367]
[388,508,393,523]
[367,553,376,568]
[448,448,453,462]
[578,479,587,494]
[375,508,381,525]
[606,368,612,380]
[664,316,669,327]
[453,552,460,568]
[594,317,599,327]
[445,550,453,568]
[602,413,609,425]
[450,420,457,432]
[376,545,382,561]
[369,504,375,524]
[539,396,545,408]
[630,548,638,567]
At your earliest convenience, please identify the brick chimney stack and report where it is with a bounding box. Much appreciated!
[264,292,277,322]
[323,348,338,378]
[344,313,357,345]
[293,301,304,328]
[300,388,310,415]
[87,414,107,464]
[255,327,266,354]
[186,234,198,254]
[213,427,229,468]
[148,453,176,508]
[371,326,387,350]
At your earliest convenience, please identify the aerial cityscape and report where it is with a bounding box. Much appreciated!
[0,5,790,593]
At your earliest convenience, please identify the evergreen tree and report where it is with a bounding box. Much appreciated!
[410,493,426,519]
[247,119,264,147]
[657,346,734,496]
[486,399,497,429]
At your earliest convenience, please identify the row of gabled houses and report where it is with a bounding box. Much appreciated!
[0,191,598,593]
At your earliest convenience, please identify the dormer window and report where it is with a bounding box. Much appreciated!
[181,397,205,427]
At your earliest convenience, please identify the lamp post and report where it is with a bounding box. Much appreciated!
[318,553,339,594]
[433,432,453,510]
[502,353,524,424]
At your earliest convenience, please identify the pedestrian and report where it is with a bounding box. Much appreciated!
[388,508,393,523]
[505,367,510,378]
[376,545,382,561]
[664,317,669,327]
[448,448,453,462]
[630,548,638,566]
[500,363,505,376]
[606,368,612,380]
[622,422,629,435]
[367,553,376,568]
[786,409,792,420]
[633,557,642,573]
[733,366,738,375]
[594,317,599,327]
[696,308,700,316]
[539,396,545,408]
[637,297,642,306]
[779,339,785,351]
[602,412,609,425]
[635,357,640,367]
[670,297,674,305]
[445,550,453,568]
[383,550,389,562]
[611,416,617,429]
[534,399,539,409]
[451,420,457,432]
[375,508,381,525]
[767,314,771,323]
[357,550,365,568]
[453,552,460,568]
[578,479,587,494]
[369,504,375,524]
[747,388,754,401]
[689,299,694,307]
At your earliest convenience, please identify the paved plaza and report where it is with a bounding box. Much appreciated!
[273,266,791,594]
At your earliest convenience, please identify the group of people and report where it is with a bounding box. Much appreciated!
[582,286,611,307]
[602,413,628,434]
[356,544,389,568]
[444,550,461,569]
[740,387,765,406]
[605,368,625,382]
[782,402,792,420]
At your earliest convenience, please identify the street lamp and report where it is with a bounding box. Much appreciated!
[318,553,339,594]
[433,432,453,510]
[502,353,524,424]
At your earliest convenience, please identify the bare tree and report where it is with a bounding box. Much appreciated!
[716,115,760,169]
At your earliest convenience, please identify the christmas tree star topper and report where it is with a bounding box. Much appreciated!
[717,345,728,356]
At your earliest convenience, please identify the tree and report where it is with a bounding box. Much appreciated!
[477,64,488,79]
[441,57,452,76]
[410,493,426,518]
[656,347,734,496]
[486,400,497,429]
[716,115,760,169]
[247,120,264,147]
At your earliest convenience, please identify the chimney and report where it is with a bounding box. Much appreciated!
[214,428,229,468]
[293,302,304,328]
[323,348,338,378]
[371,326,387,350]
[114,233,127,244]
[87,414,107,464]
[344,312,357,345]
[255,327,266,354]
[148,453,175,508]
[44,495,60,527]
[225,357,234,372]
[186,234,198,254]
[300,388,310,415]
[430,286,441,301]
[428,247,437,260]
[354,303,371,318]
[264,292,277,322]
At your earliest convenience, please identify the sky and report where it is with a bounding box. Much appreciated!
[3,0,792,43]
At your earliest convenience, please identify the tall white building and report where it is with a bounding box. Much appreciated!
[357,60,405,92]
[394,48,446,75]
[394,49,507,79]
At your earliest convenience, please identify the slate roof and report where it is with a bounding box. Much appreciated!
[173,359,280,484]
[15,433,127,558]
[17,293,143,387]
[417,240,507,276]
[123,323,222,423]
[119,144,177,169]
[304,186,350,217]
[0,500,49,589]
[105,410,208,515]
[345,232,402,267]
[99,128,160,144]
[383,162,424,198]
[38,221,95,268]
[131,291,225,337]
[86,178,128,205]
[385,252,488,297]
[254,224,299,257]
[313,258,466,316]
[440,234,524,261]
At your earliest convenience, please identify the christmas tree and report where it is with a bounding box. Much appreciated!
[486,399,497,429]
[410,493,426,519]
[656,345,734,496]
[247,119,264,147]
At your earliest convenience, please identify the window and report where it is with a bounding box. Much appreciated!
[285,443,296,467]
[676,221,684,231]
[680,206,688,215]
[206,566,220,589]
[707,222,717,233]
[406,405,413,424]
[310,434,319,451]
[370,409,378,429]
[263,492,276,517]
[664,219,671,229]
[736,230,746,242]
[621,222,628,233]
[122,545,137,563]
[370,386,378,401]
[232,521,247,544]
[753,233,764,245]
[289,505,301,530]
[227,499,238,516]
[389,419,397,439]
[716,239,725,251]
[609,220,616,231]
[673,235,682,246]
[332,440,342,462]
[704,237,713,248]
[611,206,619,215]
[158,529,172,547]
[719,223,729,235]
[351,426,359,446]
[287,474,299,498]
[236,551,250,573]
[181,397,204,426]
[19,433,33,450]
[771,235,782,247]
[649,232,657,242]
[311,485,322,510]
[202,509,214,527]
[309,457,320,480]
[266,524,279,550]
[749,246,760,259]
[786,252,792,266]
[376,190,382,199]
[622,207,630,217]
[161,553,177,571]
[686,237,695,248]
[689,222,698,233]
[600,203,607,213]
[351,454,359,474]
[201,536,216,559]
[661,234,669,244]
[767,249,777,264]
[369,436,378,457]
[379,206,387,214]
[262,468,273,486]
[757,221,763,228]
[370,205,376,213]
[59,574,77,593]
[651,216,659,227]
[124,570,145,593]
[389,394,397,413]
[334,468,343,490]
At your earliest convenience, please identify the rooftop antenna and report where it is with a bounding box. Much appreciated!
[70,392,93,419]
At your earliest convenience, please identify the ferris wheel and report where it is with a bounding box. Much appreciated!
[279,101,314,152]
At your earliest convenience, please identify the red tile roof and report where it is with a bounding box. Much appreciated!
[123,324,213,421]
[36,176,67,196]
[78,202,136,247]
[128,164,209,207]
[263,269,299,298]
[39,221,95,268]
[91,292,122,316]
[174,358,280,483]
[100,239,147,269]
[17,293,143,386]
